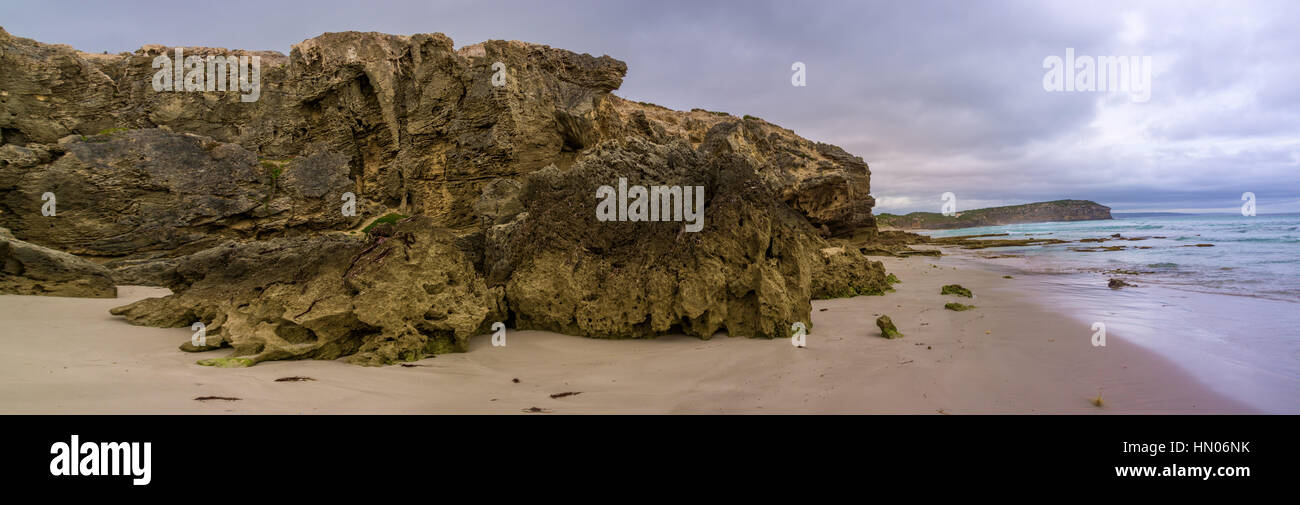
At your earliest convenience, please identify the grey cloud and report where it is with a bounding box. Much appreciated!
[2,0,1296,213]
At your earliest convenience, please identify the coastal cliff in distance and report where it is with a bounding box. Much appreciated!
[876,200,1112,230]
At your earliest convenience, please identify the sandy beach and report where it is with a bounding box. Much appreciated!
[0,254,1252,414]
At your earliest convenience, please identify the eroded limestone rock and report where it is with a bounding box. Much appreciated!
[110,216,503,366]
[1,230,116,297]
[0,129,357,257]
[482,138,820,340]
[2,28,901,365]
[811,245,890,299]
[2,27,877,252]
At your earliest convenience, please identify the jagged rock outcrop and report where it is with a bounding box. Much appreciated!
[876,200,1112,230]
[479,138,864,340]
[2,27,893,365]
[810,245,893,298]
[2,27,874,253]
[650,108,875,236]
[110,216,504,366]
[1,227,116,297]
[1,28,632,243]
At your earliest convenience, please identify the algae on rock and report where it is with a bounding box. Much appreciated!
[810,245,891,299]
[940,284,973,297]
[876,315,903,339]
[110,216,504,366]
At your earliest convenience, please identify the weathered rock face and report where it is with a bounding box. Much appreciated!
[1,129,355,256]
[2,27,874,251]
[482,139,814,340]
[0,28,632,242]
[2,28,892,365]
[109,216,504,366]
[595,102,876,237]
[696,117,875,236]
[478,138,887,340]
[1,228,116,298]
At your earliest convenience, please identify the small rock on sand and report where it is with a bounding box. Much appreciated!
[876,315,904,339]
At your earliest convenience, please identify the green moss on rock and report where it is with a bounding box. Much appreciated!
[362,212,409,233]
[940,284,972,297]
[811,246,891,299]
[111,217,505,367]
[81,127,129,142]
[876,315,903,339]
[197,357,255,368]
[944,302,976,311]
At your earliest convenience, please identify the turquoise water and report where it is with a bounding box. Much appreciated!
[926,213,1300,303]
[920,214,1300,413]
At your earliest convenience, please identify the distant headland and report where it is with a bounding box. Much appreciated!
[876,200,1112,230]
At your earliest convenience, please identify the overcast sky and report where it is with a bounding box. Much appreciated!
[3,0,1297,213]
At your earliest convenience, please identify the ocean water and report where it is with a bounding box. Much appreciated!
[919,213,1300,413]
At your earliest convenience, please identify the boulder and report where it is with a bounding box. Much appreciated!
[1107,278,1136,289]
[1,230,116,297]
[810,245,891,298]
[940,284,973,297]
[875,315,903,339]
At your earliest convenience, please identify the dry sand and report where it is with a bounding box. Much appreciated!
[0,256,1253,414]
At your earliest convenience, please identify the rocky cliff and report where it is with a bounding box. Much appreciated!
[0,27,889,365]
[876,200,1112,230]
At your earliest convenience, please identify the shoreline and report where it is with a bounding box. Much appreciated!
[0,256,1254,414]
[931,239,1300,414]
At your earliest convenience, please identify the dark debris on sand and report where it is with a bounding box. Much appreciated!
[274,376,316,382]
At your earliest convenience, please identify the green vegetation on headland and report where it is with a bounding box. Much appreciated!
[690,108,732,117]
[876,199,1112,230]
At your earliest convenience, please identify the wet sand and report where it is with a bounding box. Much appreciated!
[0,256,1253,414]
